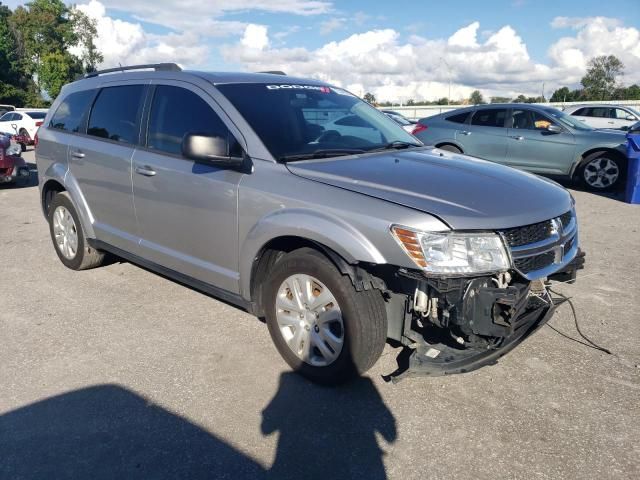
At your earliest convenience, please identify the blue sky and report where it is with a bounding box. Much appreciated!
[5,0,640,101]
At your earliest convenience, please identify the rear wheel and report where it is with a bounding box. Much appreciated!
[48,192,105,270]
[263,248,387,385]
[437,144,462,154]
[578,151,625,192]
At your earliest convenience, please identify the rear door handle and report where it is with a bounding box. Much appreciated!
[459,130,471,136]
[510,135,524,141]
[135,165,157,177]
[70,150,85,159]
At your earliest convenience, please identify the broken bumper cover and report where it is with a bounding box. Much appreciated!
[402,302,554,380]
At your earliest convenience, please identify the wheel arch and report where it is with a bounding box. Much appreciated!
[571,147,627,179]
[434,142,464,153]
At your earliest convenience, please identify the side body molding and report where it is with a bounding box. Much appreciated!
[239,208,387,299]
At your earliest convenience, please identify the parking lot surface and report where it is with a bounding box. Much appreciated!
[1,150,639,479]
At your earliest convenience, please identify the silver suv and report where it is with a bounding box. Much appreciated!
[36,64,583,384]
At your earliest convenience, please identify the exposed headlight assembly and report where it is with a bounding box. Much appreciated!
[391,225,510,275]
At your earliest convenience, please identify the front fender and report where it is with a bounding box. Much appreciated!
[42,162,96,239]
[239,208,387,299]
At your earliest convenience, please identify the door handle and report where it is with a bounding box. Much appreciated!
[459,130,471,136]
[607,121,614,124]
[70,150,85,159]
[135,165,157,177]
[510,135,524,141]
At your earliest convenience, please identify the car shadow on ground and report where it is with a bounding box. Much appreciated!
[550,176,627,202]
[0,374,396,479]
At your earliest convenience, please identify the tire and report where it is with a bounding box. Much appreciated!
[578,151,625,192]
[437,144,462,153]
[48,191,105,270]
[263,247,387,385]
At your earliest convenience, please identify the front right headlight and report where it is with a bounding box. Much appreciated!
[390,225,511,275]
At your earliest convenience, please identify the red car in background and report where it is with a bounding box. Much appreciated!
[0,132,30,185]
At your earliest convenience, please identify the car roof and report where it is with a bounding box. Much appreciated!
[69,69,330,88]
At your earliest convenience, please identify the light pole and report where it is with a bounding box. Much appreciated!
[440,57,452,104]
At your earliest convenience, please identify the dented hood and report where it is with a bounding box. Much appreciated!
[286,148,573,230]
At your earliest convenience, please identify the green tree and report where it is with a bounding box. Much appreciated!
[69,8,102,72]
[469,90,484,105]
[581,55,624,100]
[363,92,376,105]
[490,96,511,104]
[39,51,82,99]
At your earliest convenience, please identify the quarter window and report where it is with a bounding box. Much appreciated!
[49,90,95,132]
[88,85,144,144]
[445,112,470,124]
[147,85,237,156]
[471,109,507,128]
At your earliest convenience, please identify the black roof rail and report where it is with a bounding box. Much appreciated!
[84,63,182,79]
[258,70,287,75]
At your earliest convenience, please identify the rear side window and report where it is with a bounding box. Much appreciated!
[471,109,507,128]
[147,85,235,156]
[573,107,589,116]
[445,111,470,124]
[49,90,95,132]
[88,85,145,144]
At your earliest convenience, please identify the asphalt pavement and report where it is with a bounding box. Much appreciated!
[1,150,639,479]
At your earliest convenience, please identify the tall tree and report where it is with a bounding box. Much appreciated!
[581,55,624,101]
[469,90,484,105]
[70,8,103,72]
[363,92,376,105]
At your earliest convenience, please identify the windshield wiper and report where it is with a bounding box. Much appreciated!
[367,140,422,153]
[279,149,365,162]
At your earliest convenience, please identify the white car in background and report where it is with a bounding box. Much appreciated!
[563,104,640,130]
[0,110,48,146]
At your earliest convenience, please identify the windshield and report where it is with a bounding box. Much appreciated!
[543,108,594,131]
[216,83,420,160]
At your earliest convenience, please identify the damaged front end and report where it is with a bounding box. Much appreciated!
[381,209,584,382]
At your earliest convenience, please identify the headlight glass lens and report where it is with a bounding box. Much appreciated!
[391,226,510,274]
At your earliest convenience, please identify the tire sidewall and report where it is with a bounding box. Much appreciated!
[48,193,86,270]
[264,249,366,383]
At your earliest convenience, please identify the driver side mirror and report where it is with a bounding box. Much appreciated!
[182,133,243,169]
[546,124,562,134]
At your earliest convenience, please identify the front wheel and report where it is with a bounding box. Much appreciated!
[263,248,387,385]
[578,152,625,192]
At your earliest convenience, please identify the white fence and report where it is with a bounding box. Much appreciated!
[380,100,640,121]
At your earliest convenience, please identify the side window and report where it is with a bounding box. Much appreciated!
[512,109,556,130]
[573,108,588,116]
[590,107,608,118]
[445,112,470,124]
[0,113,14,121]
[614,108,632,119]
[88,85,144,144]
[471,109,507,128]
[13,113,22,120]
[147,85,237,156]
[49,90,95,132]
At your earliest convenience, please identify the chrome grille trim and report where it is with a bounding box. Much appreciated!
[500,210,578,281]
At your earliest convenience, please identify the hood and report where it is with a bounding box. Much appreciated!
[287,148,573,230]
[582,128,627,144]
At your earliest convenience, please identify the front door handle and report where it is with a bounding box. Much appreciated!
[135,165,157,177]
[70,150,85,159]
[459,130,471,136]
[510,135,524,141]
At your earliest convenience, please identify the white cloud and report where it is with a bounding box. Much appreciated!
[320,18,346,35]
[71,1,208,68]
[241,24,269,50]
[222,17,640,103]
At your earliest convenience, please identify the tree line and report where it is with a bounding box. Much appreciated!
[371,55,640,107]
[0,0,101,107]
